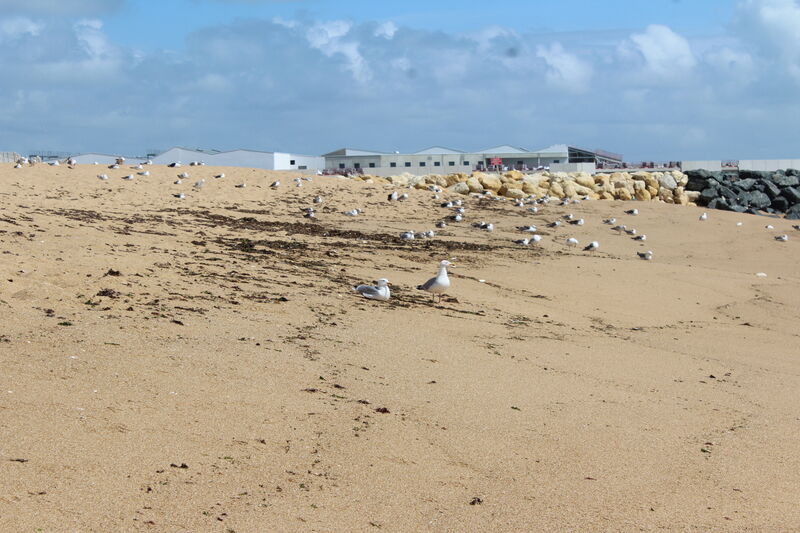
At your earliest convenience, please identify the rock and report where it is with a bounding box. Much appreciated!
[759,179,781,198]
[674,193,689,205]
[785,204,800,219]
[549,182,565,198]
[478,173,502,191]
[772,174,800,187]
[782,186,800,203]
[426,175,449,187]
[658,173,678,190]
[600,191,615,200]
[647,185,659,198]
[466,177,484,193]
[444,173,467,186]
[616,188,632,201]
[503,188,526,200]
[635,188,652,201]
[633,180,646,192]
[574,184,594,197]
[740,190,771,209]
[770,196,789,212]
[739,170,771,181]
[387,173,412,187]
[522,181,540,194]
[504,170,524,181]
[673,171,688,187]
[448,182,470,195]
[658,187,673,202]
[575,173,595,189]
[563,181,577,198]
[699,187,719,204]
[708,197,727,209]
[734,178,757,191]
[685,190,701,202]
[718,186,739,203]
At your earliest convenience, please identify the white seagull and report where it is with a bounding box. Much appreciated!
[699,212,708,221]
[637,250,654,260]
[344,209,362,216]
[270,180,280,188]
[353,278,391,301]
[178,172,189,179]
[625,208,639,215]
[530,234,542,243]
[97,174,108,180]
[583,241,599,251]
[566,237,579,247]
[517,225,538,233]
[314,195,323,204]
[235,183,247,188]
[215,173,225,179]
[388,191,399,201]
[603,218,616,225]
[775,234,788,242]
[514,238,531,246]
[122,174,134,180]
[417,260,452,304]
[400,231,415,240]
[633,234,647,241]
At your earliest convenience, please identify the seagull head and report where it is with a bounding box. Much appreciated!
[376,278,390,286]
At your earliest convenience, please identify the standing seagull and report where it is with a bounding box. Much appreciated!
[353,278,391,301]
[583,241,599,251]
[417,260,452,304]
[699,212,708,221]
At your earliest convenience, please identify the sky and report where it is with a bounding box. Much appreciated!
[1,0,799,161]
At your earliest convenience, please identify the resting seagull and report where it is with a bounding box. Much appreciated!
[699,212,708,221]
[637,250,654,260]
[566,237,579,247]
[417,260,452,304]
[583,241,599,251]
[353,278,391,301]
[775,234,788,242]
[625,208,639,216]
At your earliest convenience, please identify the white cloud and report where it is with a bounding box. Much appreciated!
[736,0,800,82]
[0,0,123,15]
[306,20,371,82]
[536,42,593,91]
[374,21,398,40]
[0,16,43,41]
[627,24,696,77]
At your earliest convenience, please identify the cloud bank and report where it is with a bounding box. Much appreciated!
[0,0,798,160]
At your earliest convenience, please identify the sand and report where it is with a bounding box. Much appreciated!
[0,163,798,532]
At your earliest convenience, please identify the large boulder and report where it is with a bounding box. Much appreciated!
[782,186,800,204]
[448,182,470,195]
[786,204,800,219]
[387,173,412,187]
[759,179,782,198]
[563,181,577,198]
[734,178,757,191]
[739,170,771,181]
[686,190,701,203]
[503,188,526,200]
[549,182,565,198]
[658,173,678,190]
[616,188,632,201]
[773,173,800,188]
[635,188,652,201]
[770,196,790,212]
[699,187,720,204]
[740,190,771,209]
[466,177,484,193]
[575,173,595,189]
[478,173,502,191]
[504,170,524,181]
[522,181,540,194]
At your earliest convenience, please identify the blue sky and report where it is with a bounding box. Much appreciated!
[1,0,799,160]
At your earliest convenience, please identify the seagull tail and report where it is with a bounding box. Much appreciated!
[416,285,424,290]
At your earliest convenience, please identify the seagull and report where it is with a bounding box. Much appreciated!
[174,179,182,185]
[193,179,205,190]
[765,225,775,230]
[400,231,415,240]
[13,163,21,168]
[235,183,247,188]
[564,214,574,220]
[514,238,530,246]
[417,260,452,304]
[625,228,638,236]
[450,214,463,222]
[354,278,391,301]
[603,218,616,225]
[455,207,466,214]
[97,174,108,180]
[583,241,599,251]
[169,162,181,168]
[633,234,647,241]
[270,180,280,188]
[473,222,493,232]
[441,201,454,208]
[173,193,185,199]
[569,218,585,226]
[178,172,189,179]
[138,170,150,176]
[637,250,654,260]
[527,206,538,213]
[611,224,626,234]
[625,208,639,215]
[215,173,225,179]
[530,234,542,243]
[109,164,119,169]
[775,234,788,242]
[699,212,708,221]
[792,225,800,231]
[548,221,562,228]
[517,225,538,233]
[388,191,399,201]
[566,237,579,247]
[344,209,362,216]
[313,195,323,204]
[398,193,409,201]
[122,174,134,180]
[436,220,447,228]
[134,164,143,170]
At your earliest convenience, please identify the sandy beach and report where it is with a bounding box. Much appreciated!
[1,163,799,532]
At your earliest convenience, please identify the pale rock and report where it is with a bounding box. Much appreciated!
[685,190,701,202]
[616,188,633,201]
[657,173,678,190]
[478,173,502,191]
[466,177,484,193]
[674,193,689,205]
[563,181,577,198]
[573,184,594,196]
[672,170,688,187]
[658,187,673,202]
[388,174,412,187]
[601,191,615,200]
[504,170,524,181]
[448,182,471,195]
[631,171,650,181]
[522,181,540,194]
[575,173,595,189]
[647,185,659,198]
[503,188,526,199]
[549,182,565,198]
[633,180,646,191]
[635,188,652,201]
[426,175,449,187]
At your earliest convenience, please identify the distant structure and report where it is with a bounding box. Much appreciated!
[69,146,324,171]
[1,151,22,163]
[323,144,623,176]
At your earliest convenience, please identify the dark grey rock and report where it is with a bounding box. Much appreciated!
[770,196,790,212]
[685,170,714,191]
[786,204,800,219]
[741,191,771,209]
[783,187,800,203]
[734,178,757,191]
[773,174,800,187]
[759,179,782,198]
[708,197,726,209]
[728,204,748,213]
[699,187,719,204]
[739,170,771,180]
[718,186,739,202]
[785,168,799,177]
[746,208,762,215]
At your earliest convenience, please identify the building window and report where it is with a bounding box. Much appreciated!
[290,159,296,165]
[448,161,455,166]
[405,162,411,167]
[420,162,426,167]
[553,160,560,163]
[369,162,375,168]
[434,162,441,167]
[339,163,345,169]
[354,163,361,168]
[390,162,397,167]
[463,161,470,166]
[299,165,307,170]
[517,161,523,165]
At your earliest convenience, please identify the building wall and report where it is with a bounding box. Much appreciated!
[70,153,148,165]
[680,160,723,171]
[738,159,800,171]
[273,153,325,171]
[324,152,568,175]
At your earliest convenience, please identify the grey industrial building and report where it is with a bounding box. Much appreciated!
[322,144,623,176]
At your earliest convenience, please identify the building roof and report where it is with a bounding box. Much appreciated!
[478,145,531,154]
[322,148,388,157]
[413,146,465,155]
[533,144,570,154]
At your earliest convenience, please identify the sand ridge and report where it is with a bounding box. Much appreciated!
[0,163,799,532]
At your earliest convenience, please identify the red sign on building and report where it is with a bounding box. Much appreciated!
[490,157,503,166]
